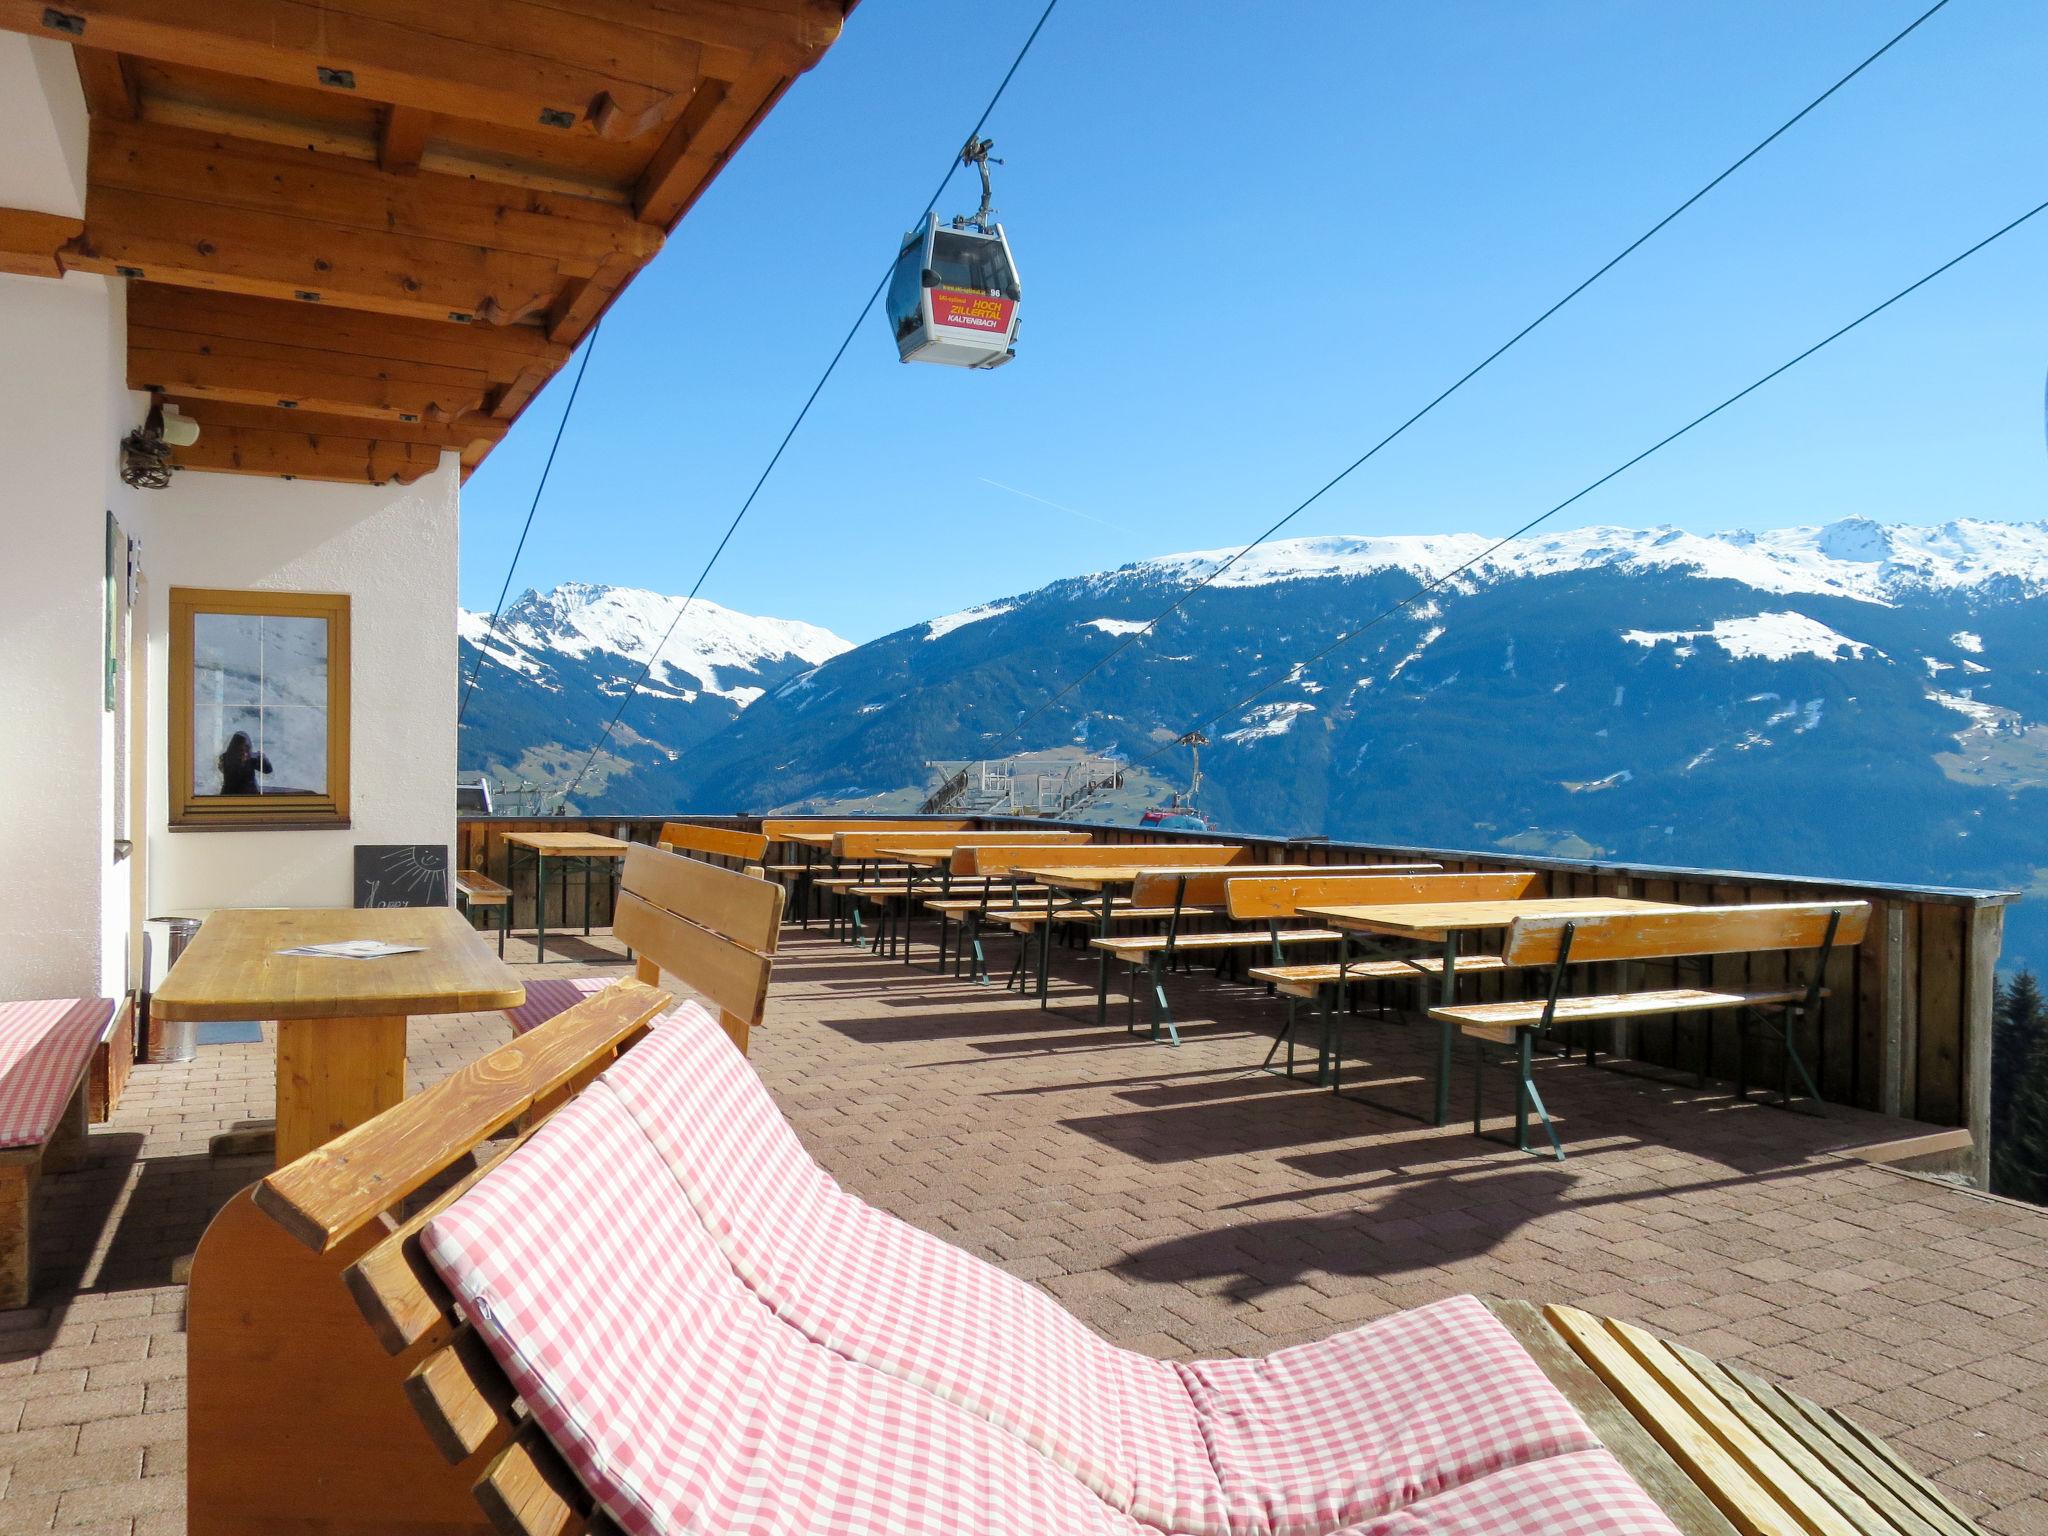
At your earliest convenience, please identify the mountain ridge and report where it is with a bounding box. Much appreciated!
[456,516,2045,967]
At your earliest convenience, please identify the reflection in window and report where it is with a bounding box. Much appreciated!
[191,613,330,797]
[170,588,349,829]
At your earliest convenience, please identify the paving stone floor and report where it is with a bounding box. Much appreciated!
[5,919,2046,1533]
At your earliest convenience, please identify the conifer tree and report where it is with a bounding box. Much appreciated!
[1990,970,2048,1202]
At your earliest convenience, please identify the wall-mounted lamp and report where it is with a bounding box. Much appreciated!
[119,392,198,490]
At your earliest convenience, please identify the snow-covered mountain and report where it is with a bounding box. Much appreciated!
[455,583,847,803]
[1088,517,2048,605]
[658,516,2048,968]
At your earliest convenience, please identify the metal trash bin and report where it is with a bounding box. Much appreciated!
[146,917,202,1063]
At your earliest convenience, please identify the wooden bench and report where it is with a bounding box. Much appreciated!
[833,831,1093,957]
[211,992,1984,1536]
[1432,902,1870,1159]
[454,869,512,957]
[1089,863,1442,1042]
[758,818,974,925]
[0,999,123,1307]
[501,842,783,1057]
[655,821,769,875]
[1233,870,1541,1082]
[1497,1300,1985,1536]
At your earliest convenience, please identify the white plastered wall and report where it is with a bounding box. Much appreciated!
[138,464,461,915]
[0,34,138,999]
[0,32,461,999]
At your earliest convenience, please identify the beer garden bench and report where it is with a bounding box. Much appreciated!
[1432,901,1870,1159]
[454,869,512,957]
[0,998,122,1307]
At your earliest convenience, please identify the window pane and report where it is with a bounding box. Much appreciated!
[929,231,1018,298]
[191,613,329,796]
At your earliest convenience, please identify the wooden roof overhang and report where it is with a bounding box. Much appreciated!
[0,0,853,485]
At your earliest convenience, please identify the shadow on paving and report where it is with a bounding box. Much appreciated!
[523,936,631,966]
[1116,1163,1582,1299]
[0,1134,272,1368]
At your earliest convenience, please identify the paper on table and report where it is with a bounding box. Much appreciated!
[276,940,427,959]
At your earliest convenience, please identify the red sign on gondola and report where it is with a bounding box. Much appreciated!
[931,289,1015,333]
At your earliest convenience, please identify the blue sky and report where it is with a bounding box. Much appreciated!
[458,0,2048,645]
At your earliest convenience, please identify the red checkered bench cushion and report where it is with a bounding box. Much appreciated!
[425,1003,1682,1536]
[504,977,691,1037]
[0,1000,111,1150]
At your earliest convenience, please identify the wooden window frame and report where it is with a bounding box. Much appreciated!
[169,587,351,831]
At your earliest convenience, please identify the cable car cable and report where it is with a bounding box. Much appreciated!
[456,322,605,728]
[1111,193,2048,785]
[553,0,1063,809]
[984,0,1955,758]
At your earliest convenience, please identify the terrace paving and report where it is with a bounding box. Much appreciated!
[5,921,2047,1534]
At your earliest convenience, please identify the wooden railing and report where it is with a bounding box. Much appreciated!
[455,813,2015,1175]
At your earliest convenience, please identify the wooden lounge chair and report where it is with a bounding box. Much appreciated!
[210,995,1984,1536]
[1433,902,1870,1159]
[501,842,782,1056]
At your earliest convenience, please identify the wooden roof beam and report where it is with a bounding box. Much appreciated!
[1,0,697,142]
[129,330,493,424]
[0,208,85,278]
[91,121,663,274]
[168,419,445,485]
[66,185,567,325]
[378,105,430,174]
[165,397,506,452]
[127,287,571,385]
[72,46,138,118]
[524,0,845,74]
[635,51,794,230]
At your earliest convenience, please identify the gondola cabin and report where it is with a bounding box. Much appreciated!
[886,213,1022,369]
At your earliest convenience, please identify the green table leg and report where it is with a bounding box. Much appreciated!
[1036,887,1054,1006]
[1435,938,1456,1127]
[1094,886,1114,1027]
[535,852,550,963]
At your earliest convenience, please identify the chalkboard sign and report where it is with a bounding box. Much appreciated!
[354,844,451,908]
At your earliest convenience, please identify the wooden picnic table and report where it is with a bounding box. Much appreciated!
[1023,863,1318,1025]
[1300,896,1689,1125]
[503,830,632,962]
[152,906,524,1166]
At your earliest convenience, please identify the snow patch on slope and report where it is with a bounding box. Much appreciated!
[1083,618,1150,636]
[1223,702,1315,743]
[1623,612,1875,663]
[925,601,1015,641]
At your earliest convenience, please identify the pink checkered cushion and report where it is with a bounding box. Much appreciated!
[1175,1295,1601,1533]
[1327,1450,1678,1535]
[0,1000,111,1149]
[426,1004,1684,1536]
[596,1004,1227,1529]
[504,977,692,1036]
[423,1081,1146,1536]
[539,1005,1676,1536]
